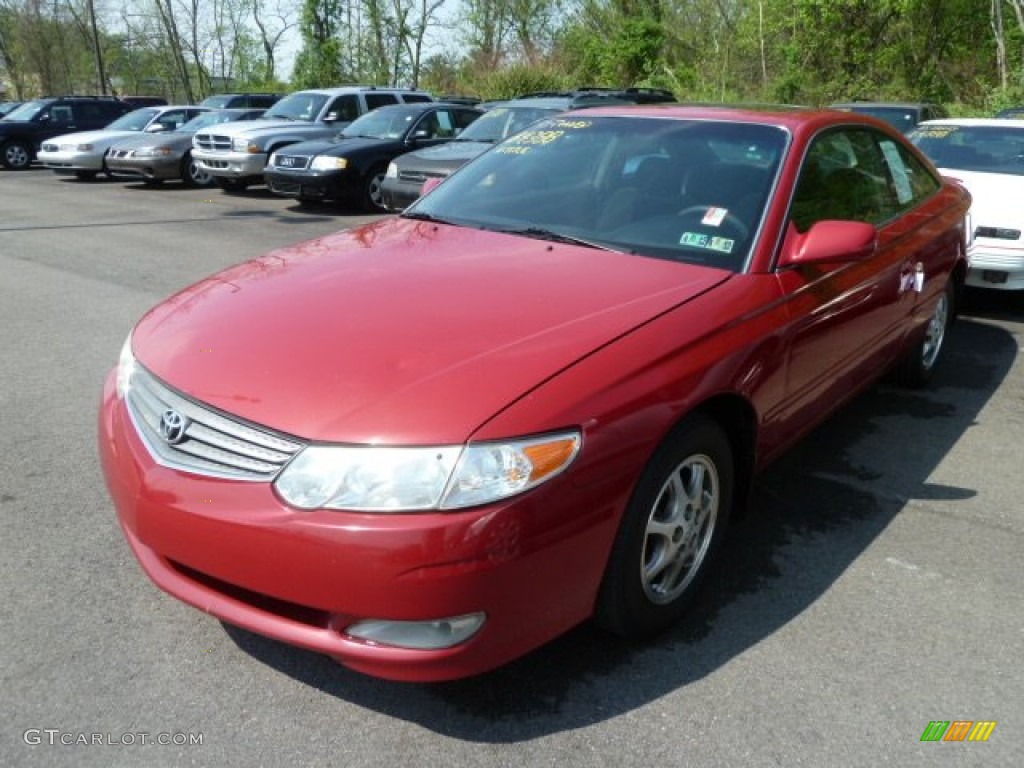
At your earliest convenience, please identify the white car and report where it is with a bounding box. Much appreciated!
[37,105,209,180]
[910,118,1024,290]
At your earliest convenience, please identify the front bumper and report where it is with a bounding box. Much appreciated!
[192,150,266,179]
[966,243,1024,290]
[381,177,425,212]
[38,149,105,172]
[98,371,614,681]
[106,155,181,181]
[264,168,357,204]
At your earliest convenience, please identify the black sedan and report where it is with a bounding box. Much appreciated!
[264,103,482,210]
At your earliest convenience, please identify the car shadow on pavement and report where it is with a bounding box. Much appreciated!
[223,312,1017,741]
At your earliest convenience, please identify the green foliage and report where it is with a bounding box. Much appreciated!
[467,63,568,100]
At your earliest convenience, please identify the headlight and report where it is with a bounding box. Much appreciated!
[63,143,93,151]
[134,146,173,158]
[232,138,260,153]
[268,151,278,165]
[385,162,398,178]
[310,156,348,171]
[274,431,580,511]
[116,333,136,399]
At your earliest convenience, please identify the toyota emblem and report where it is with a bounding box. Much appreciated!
[159,409,189,445]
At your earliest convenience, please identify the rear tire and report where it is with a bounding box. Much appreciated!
[895,278,954,388]
[595,414,734,638]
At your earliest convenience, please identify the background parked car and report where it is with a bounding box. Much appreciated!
[37,104,210,180]
[264,101,482,210]
[192,86,434,192]
[909,117,1024,290]
[121,96,169,108]
[106,108,266,187]
[830,101,948,133]
[381,98,565,211]
[995,106,1024,119]
[0,96,132,169]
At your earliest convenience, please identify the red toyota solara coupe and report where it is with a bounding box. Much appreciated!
[99,105,970,682]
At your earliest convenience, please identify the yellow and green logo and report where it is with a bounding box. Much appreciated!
[920,721,996,742]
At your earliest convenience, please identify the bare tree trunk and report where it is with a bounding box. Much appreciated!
[992,0,1007,90]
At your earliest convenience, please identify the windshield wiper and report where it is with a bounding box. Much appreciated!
[401,210,458,225]
[501,227,624,252]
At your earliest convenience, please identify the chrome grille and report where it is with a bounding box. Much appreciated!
[272,154,310,170]
[109,148,132,159]
[125,366,304,481]
[193,133,233,152]
[975,226,1021,241]
[398,169,447,183]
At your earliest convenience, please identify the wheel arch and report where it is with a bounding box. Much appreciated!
[677,393,759,521]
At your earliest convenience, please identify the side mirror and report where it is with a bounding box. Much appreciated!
[323,111,339,122]
[145,124,167,133]
[778,220,877,268]
[409,129,432,143]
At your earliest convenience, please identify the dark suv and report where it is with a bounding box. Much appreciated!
[0,96,132,169]
[199,93,283,110]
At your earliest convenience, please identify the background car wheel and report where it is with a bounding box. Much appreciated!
[595,414,734,638]
[215,177,249,193]
[894,278,955,388]
[181,153,212,187]
[362,165,388,212]
[2,140,32,170]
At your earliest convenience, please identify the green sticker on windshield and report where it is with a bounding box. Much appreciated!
[680,232,735,253]
[914,126,958,138]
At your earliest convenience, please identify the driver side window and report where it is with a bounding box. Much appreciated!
[791,128,900,233]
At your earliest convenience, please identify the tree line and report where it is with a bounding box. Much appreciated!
[2,0,1023,113]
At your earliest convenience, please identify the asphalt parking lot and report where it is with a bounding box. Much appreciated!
[2,168,1022,767]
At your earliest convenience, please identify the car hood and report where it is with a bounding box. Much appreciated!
[199,118,321,138]
[43,129,143,147]
[110,132,193,151]
[939,168,1024,227]
[132,219,730,444]
[277,136,388,158]
[398,141,492,172]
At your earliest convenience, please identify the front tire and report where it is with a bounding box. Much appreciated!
[2,140,32,170]
[215,177,249,193]
[181,152,212,187]
[362,165,388,212]
[595,415,734,638]
[895,278,954,388]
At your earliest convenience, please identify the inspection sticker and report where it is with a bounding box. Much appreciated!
[702,207,729,226]
[680,232,735,253]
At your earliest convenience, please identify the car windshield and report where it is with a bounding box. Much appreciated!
[839,106,921,132]
[106,108,161,131]
[340,107,423,140]
[910,124,1024,175]
[4,100,48,121]
[406,115,787,272]
[200,96,232,109]
[177,111,240,133]
[263,93,328,121]
[456,106,560,142]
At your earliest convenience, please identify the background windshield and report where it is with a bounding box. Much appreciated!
[342,107,421,139]
[457,106,560,142]
[4,100,47,121]
[106,108,160,131]
[910,124,1024,175]
[264,93,327,121]
[410,115,786,272]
